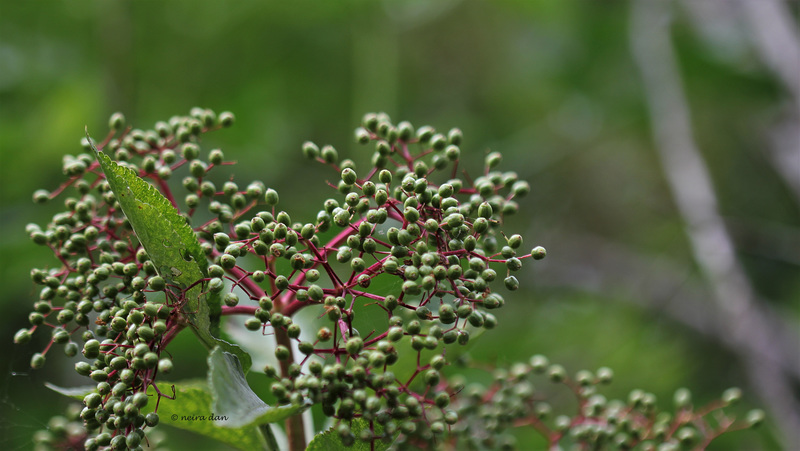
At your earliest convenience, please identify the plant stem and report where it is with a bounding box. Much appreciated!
[274,326,306,451]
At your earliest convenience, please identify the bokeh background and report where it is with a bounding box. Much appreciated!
[1,1,798,449]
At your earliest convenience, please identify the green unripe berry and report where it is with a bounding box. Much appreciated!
[252,296,272,312]
[125,431,142,449]
[286,323,301,339]
[485,151,502,168]
[245,318,262,331]
[83,339,101,358]
[219,253,237,269]
[336,246,352,263]
[14,329,31,344]
[250,239,269,255]
[502,200,519,215]
[443,409,459,425]
[264,188,279,206]
[148,276,166,291]
[386,326,404,342]
[512,180,530,197]
[746,409,765,428]
[597,366,613,384]
[722,387,742,406]
[127,309,144,325]
[444,145,460,161]
[529,356,549,374]
[674,387,692,408]
[131,392,149,408]
[321,145,338,163]
[346,337,364,355]
[296,341,314,355]
[446,265,462,280]
[456,330,470,345]
[504,275,519,291]
[275,345,290,361]
[575,370,594,386]
[427,132,445,150]
[56,309,74,324]
[507,234,523,249]
[108,112,125,131]
[158,358,173,374]
[506,257,522,272]
[148,317,166,335]
[301,141,320,159]
[548,364,566,382]
[110,316,127,332]
[378,169,392,185]
[52,328,72,345]
[354,127,370,144]
[205,278,224,295]
[145,412,159,427]
[531,246,546,260]
[75,361,92,376]
[33,189,50,204]
[273,275,288,290]
[223,292,239,307]
[402,280,420,295]
[341,168,357,185]
[218,111,235,127]
[90,370,108,382]
[84,392,103,409]
[677,427,696,446]
[424,369,441,386]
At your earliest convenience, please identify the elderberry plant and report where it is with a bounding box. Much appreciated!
[16,109,763,450]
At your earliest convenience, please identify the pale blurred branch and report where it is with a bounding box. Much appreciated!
[680,0,800,209]
[630,0,800,447]
[737,0,800,105]
[533,231,800,382]
[739,0,800,203]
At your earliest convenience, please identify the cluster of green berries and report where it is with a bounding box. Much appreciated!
[30,403,169,451]
[18,108,237,450]
[199,111,547,447]
[18,108,546,449]
[438,355,764,450]
[17,108,760,450]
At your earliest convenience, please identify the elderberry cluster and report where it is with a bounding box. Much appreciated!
[17,108,238,450]
[439,354,764,450]
[203,112,547,447]
[15,108,762,450]
[16,108,547,449]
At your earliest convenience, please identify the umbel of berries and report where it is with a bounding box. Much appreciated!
[16,109,762,451]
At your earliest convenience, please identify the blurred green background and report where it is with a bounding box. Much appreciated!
[1,1,798,449]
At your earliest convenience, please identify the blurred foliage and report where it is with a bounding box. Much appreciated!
[1,0,796,449]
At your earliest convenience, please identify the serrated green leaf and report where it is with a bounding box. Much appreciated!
[91,137,251,371]
[94,144,206,284]
[47,380,268,450]
[207,347,307,429]
[307,418,394,451]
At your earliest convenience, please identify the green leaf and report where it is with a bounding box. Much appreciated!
[207,347,307,429]
[142,380,268,451]
[91,136,251,371]
[47,380,269,450]
[93,141,207,284]
[307,418,394,451]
